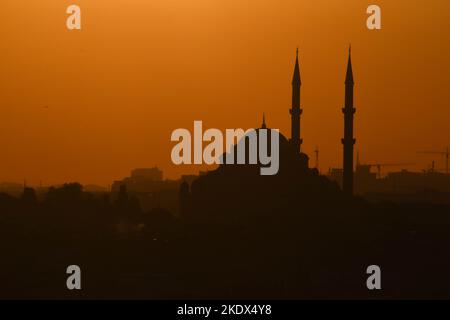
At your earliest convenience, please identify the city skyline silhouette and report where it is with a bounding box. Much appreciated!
[1,47,449,201]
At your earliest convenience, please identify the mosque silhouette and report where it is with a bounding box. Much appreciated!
[180,48,356,221]
[173,48,367,298]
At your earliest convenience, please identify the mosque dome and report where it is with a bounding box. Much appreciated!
[217,117,309,176]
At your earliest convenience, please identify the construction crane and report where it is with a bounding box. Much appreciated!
[417,147,449,174]
[365,163,415,179]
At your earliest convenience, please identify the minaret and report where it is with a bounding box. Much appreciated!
[290,48,303,152]
[261,113,267,129]
[342,46,356,195]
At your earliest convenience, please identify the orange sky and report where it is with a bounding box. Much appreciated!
[1,0,450,186]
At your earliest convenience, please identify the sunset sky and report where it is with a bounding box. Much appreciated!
[1,0,449,186]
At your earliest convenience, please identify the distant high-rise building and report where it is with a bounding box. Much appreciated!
[341,47,356,195]
[290,49,303,152]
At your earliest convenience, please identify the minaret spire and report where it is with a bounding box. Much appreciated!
[290,48,303,152]
[261,113,267,129]
[342,46,356,195]
[345,45,354,86]
[292,48,301,85]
